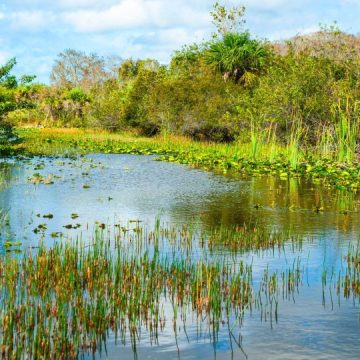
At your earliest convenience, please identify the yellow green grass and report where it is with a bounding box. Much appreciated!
[6,128,359,191]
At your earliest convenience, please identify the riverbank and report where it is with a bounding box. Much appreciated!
[4,127,360,191]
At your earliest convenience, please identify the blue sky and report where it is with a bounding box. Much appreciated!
[1,0,359,83]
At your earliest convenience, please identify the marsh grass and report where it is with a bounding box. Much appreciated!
[338,240,360,299]
[334,99,359,163]
[287,120,304,171]
[318,126,335,159]
[0,221,309,359]
[12,128,360,191]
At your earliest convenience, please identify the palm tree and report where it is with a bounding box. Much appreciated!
[205,32,269,84]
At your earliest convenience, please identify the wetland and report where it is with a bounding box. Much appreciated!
[0,153,360,359]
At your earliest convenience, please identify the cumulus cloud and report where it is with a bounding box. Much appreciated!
[1,0,359,83]
[243,0,304,10]
[62,0,210,32]
[8,10,57,31]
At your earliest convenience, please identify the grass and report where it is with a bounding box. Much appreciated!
[338,240,360,299]
[0,222,306,359]
[334,99,359,163]
[320,237,360,310]
[0,215,357,357]
[0,125,359,356]
[3,127,359,191]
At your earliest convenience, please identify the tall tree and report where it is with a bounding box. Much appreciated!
[0,58,36,143]
[50,49,121,90]
[205,32,269,84]
[206,3,270,84]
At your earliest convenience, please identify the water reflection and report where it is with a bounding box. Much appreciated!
[0,154,359,248]
[0,154,360,359]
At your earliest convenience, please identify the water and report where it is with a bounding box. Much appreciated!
[1,154,359,359]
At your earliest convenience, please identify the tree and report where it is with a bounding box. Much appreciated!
[170,43,204,75]
[206,3,270,84]
[118,59,162,82]
[0,58,36,143]
[50,49,121,90]
[0,58,18,89]
[210,2,246,36]
[205,32,269,84]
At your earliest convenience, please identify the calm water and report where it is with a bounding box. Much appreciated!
[1,154,360,359]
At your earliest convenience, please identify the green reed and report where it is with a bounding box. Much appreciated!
[338,241,360,299]
[11,128,360,191]
[0,221,308,359]
[334,98,358,163]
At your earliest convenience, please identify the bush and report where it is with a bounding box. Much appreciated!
[182,122,235,142]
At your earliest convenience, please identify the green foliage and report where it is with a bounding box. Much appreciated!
[333,98,359,162]
[205,32,270,83]
[20,74,37,85]
[119,59,165,135]
[235,45,359,146]
[0,58,37,144]
[146,66,238,141]
[0,58,18,89]
[65,87,88,103]
[118,59,142,81]
[0,86,17,117]
[170,43,204,74]
[16,128,360,191]
[4,2,359,165]
[87,80,125,131]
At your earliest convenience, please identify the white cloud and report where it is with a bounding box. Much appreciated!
[63,0,209,32]
[9,10,57,31]
[157,28,208,45]
[130,27,209,61]
[81,26,209,64]
[2,0,359,83]
[64,0,148,31]
[243,0,309,11]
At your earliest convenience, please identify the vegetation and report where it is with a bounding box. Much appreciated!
[13,128,360,191]
[0,216,356,358]
[0,2,359,358]
[0,3,357,155]
[0,58,36,145]
[0,221,305,358]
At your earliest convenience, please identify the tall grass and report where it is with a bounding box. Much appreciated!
[266,122,279,163]
[250,116,266,161]
[11,127,360,191]
[287,117,304,171]
[334,98,359,163]
[318,126,334,159]
[0,222,305,358]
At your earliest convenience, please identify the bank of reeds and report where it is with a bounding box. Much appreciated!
[0,222,307,359]
[6,126,360,191]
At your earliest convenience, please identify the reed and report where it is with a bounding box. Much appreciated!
[334,98,359,163]
[12,128,359,191]
[0,221,309,359]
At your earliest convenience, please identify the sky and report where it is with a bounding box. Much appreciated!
[0,0,359,83]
